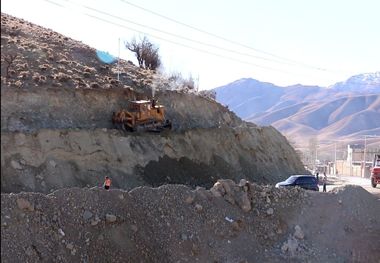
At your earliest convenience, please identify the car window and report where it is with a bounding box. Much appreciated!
[285,176,297,183]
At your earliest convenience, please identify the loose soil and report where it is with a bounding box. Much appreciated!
[1,181,379,263]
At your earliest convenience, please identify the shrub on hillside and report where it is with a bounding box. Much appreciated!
[167,71,197,92]
[198,90,216,100]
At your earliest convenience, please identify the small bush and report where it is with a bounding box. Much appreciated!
[57,59,68,64]
[83,66,95,73]
[18,71,30,79]
[83,71,91,78]
[32,73,46,84]
[38,64,49,71]
[15,63,28,71]
[198,90,216,100]
[14,80,23,88]
[167,71,196,92]
[55,72,70,82]
[90,82,100,89]
[99,65,109,71]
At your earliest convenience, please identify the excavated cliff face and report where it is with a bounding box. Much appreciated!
[1,86,238,133]
[1,87,305,194]
[0,12,306,194]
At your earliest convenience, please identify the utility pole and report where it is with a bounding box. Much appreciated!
[362,136,367,178]
[315,145,318,172]
[334,142,337,175]
[350,149,352,177]
[117,37,120,81]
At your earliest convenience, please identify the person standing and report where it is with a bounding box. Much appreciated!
[103,176,111,190]
[315,172,319,185]
[322,173,327,192]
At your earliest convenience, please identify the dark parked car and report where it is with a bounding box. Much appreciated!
[275,175,319,191]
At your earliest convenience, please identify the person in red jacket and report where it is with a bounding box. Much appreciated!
[103,176,111,190]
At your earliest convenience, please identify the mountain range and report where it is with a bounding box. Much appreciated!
[214,72,380,146]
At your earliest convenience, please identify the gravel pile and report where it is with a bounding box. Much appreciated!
[2,181,379,262]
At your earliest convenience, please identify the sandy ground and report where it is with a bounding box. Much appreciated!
[2,180,380,263]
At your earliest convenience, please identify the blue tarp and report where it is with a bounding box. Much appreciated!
[96,50,117,64]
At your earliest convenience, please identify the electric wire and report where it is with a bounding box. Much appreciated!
[41,0,332,78]
[81,4,297,67]
[119,0,328,71]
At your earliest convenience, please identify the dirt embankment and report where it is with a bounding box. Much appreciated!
[1,182,379,263]
[1,123,304,193]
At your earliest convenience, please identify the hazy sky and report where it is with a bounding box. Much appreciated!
[2,0,380,90]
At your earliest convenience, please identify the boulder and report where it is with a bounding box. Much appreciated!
[16,198,34,211]
[294,225,304,240]
[236,191,251,212]
[105,214,117,223]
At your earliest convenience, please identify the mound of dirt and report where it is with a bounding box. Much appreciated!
[2,181,379,263]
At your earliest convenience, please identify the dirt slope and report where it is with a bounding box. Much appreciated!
[1,182,379,263]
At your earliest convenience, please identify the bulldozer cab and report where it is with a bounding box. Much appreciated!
[112,99,171,132]
[128,100,151,112]
[128,100,164,118]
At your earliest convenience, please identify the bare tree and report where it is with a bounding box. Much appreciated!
[2,54,18,79]
[125,36,161,70]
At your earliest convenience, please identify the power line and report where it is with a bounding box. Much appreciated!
[81,4,299,68]
[83,13,299,75]
[59,0,313,69]
[60,0,335,74]
[44,0,65,8]
[41,0,321,78]
[119,0,329,71]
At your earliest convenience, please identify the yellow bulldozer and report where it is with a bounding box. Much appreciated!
[112,99,172,132]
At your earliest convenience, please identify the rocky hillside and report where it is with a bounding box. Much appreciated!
[0,12,306,194]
